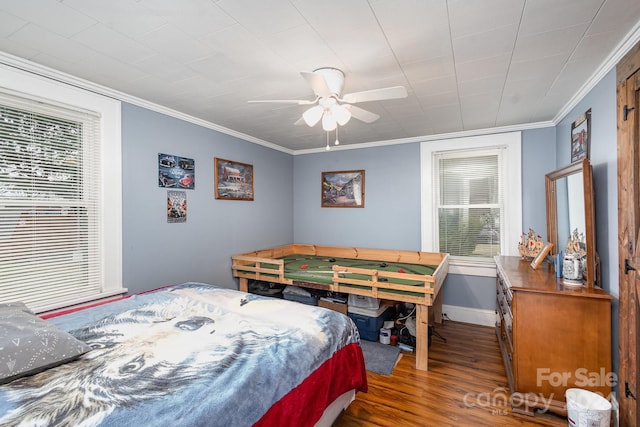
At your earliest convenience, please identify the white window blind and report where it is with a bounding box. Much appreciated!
[0,91,103,310]
[435,150,503,259]
[421,132,522,276]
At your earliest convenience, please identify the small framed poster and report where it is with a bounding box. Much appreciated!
[158,153,195,189]
[167,190,186,223]
[570,109,591,163]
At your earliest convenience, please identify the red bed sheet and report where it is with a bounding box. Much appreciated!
[257,341,368,426]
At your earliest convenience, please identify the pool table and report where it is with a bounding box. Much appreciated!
[231,244,449,371]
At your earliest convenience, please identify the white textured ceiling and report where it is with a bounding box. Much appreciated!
[1,0,639,152]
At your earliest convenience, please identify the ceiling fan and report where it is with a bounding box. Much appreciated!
[248,67,408,131]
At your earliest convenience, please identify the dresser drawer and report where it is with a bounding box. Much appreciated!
[498,293,513,351]
[496,273,512,306]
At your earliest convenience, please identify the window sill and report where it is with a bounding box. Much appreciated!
[35,288,128,315]
[448,257,497,277]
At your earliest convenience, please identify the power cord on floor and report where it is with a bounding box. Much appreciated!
[430,325,447,343]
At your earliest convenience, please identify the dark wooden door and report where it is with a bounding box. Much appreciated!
[617,42,640,427]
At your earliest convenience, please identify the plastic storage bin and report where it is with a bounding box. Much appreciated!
[348,294,380,309]
[283,286,318,306]
[248,281,285,298]
[348,305,393,341]
[566,388,611,427]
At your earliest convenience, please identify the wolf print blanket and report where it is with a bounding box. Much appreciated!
[0,283,366,427]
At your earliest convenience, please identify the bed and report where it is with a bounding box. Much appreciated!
[0,282,367,426]
[231,244,450,371]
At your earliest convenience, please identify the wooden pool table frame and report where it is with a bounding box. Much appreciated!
[231,244,449,371]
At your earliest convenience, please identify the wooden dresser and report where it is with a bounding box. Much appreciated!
[495,256,612,415]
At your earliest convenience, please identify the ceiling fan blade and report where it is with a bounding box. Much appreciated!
[248,98,316,105]
[341,86,407,104]
[344,105,380,123]
[301,71,331,98]
[302,105,324,127]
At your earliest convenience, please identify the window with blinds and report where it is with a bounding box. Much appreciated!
[421,132,521,275]
[0,92,102,310]
[435,151,503,259]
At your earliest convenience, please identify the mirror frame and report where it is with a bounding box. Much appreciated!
[545,158,597,288]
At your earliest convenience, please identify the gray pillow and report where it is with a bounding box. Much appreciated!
[0,302,92,384]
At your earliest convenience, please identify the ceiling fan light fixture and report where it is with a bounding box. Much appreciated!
[322,111,337,131]
[331,104,351,126]
[302,105,324,127]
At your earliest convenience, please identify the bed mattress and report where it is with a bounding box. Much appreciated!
[0,282,367,427]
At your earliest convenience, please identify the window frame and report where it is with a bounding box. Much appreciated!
[0,63,124,312]
[420,132,522,277]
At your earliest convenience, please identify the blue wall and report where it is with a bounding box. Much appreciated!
[119,70,618,319]
[293,127,557,311]
[121,103,293,294]
[522,127,557,233]
[293,143,422,249]
[555,70,618,299]
[554,69,619,372]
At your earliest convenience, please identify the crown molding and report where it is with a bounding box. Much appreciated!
[553,19,640,124]
[292,121,554,155]
[2,16,638,158]
[0,51,294,155]
[311,23,640,156]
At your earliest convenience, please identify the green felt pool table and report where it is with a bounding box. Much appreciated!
[232,243,449,371]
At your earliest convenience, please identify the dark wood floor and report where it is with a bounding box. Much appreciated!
[334,321,567,427]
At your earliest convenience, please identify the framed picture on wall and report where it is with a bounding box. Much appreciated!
[570,109,591,163]
[214,158,254,201]
[321,170,365,208]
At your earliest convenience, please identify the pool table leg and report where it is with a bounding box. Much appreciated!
[415,287,444,370]
[415,304,429,371]
[239,277,249,292]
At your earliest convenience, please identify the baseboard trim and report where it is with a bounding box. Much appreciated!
[441,304,496,327]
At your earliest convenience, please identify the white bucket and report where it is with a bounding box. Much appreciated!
[379,327,391,345]
[565,388,611,427]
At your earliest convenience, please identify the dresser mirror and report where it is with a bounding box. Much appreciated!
[545,158,597,287]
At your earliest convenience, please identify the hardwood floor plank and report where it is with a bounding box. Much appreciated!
[334,321,567,427]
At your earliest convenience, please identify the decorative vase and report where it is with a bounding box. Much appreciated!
[562,253,584,284]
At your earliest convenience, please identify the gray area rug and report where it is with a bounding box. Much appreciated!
[359,340,402,375]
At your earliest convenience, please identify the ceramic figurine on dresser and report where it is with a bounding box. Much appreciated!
[562,228,586,285]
